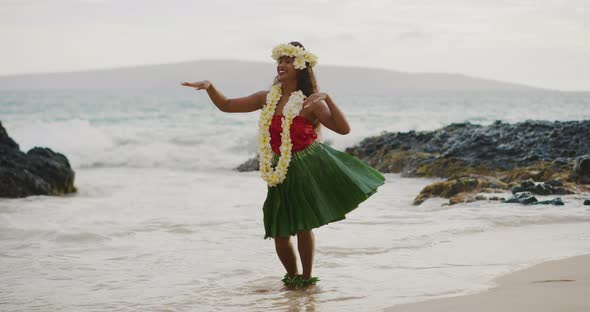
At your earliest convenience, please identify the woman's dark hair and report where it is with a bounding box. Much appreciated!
[273,41,322,136]
[292,41,318,97]
[273,41,318,97]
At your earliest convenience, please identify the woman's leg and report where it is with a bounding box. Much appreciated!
[274,235,299,278]
[296,230,315,280]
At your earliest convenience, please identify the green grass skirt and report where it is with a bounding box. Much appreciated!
[263,141,386,239]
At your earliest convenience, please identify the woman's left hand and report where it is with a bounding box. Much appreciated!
[302,92,328,109]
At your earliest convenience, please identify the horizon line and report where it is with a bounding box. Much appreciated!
[0,58,588,93]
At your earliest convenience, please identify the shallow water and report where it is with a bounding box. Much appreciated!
[1,170,589,311]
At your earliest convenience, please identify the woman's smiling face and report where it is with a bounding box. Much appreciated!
[277,56,297,83]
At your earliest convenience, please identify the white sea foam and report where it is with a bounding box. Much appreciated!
[7,117,259,170]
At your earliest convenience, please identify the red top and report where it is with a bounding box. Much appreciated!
[269,115,317,155]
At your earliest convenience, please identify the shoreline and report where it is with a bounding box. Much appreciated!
[384,253,590,312]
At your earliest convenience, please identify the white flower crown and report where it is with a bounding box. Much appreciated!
[271,43,318,70]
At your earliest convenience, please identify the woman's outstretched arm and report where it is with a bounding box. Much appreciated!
[181,80,267,113]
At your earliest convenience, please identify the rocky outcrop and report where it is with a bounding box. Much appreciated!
[0,121,77,198]
[573,155,590,184]
[236,154,259,172]
[503,192,540,205]
[345,120,590,205]
[501,192,565,205]
[413,176,507,205]
[511,179,574,196]
[346,120,590,175]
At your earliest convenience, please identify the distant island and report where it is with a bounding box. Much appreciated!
[0,60,555,96]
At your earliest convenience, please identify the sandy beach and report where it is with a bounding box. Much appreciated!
[385,254,590,312]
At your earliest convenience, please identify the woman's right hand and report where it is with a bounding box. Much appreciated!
[181,80,211,90]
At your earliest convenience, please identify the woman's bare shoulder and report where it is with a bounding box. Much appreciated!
[256,90,270,106]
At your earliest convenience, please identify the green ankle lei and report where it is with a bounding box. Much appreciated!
[282,273,320,288]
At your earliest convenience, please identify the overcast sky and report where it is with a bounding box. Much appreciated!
[1,0,588,91]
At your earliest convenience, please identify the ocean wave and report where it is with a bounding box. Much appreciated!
[490,215,590,227]
[54,231,110,243]
[0,227,57,241]
[7,118,258,170]
[11,118,115,154]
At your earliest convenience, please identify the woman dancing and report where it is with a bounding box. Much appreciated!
[181,41,385,289]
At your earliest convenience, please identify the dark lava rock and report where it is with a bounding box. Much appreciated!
[503,192,538,205]
[574,155,590,175]
[236,154,259,172]
[511,178,574,195]
[573,155,590,184]
[346,120,590,174]
[544,179,563,187]
[413,176,507,205]
[0,121,76,198]
[533,197,565,206]
[503,192,564,206]
[584,199,590,205]
[0,122,19,149]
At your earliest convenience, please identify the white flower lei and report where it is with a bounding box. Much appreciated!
[257,83,306,186]
[271,43,318,70]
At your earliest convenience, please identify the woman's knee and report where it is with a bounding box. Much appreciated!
[296,229,313,237]
[274,235,291,246]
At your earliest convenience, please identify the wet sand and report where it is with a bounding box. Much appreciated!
[385,254,590,312]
